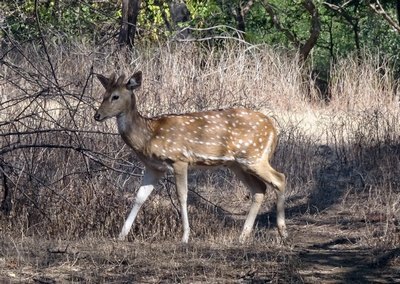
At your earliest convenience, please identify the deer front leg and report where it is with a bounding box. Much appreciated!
[173,162,190,243]
[118,168,164,241]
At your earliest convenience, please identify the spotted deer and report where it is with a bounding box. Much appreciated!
[94,71,287,243]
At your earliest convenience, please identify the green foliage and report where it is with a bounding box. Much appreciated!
[187,0,230,28]
[2,0,120,41]
[360,15,400,61]
[138,0,170,42]
[2,0,400,72]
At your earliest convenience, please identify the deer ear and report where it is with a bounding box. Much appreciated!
[116,74,126,86]
[126,71,142,90]
[96,74,110,89]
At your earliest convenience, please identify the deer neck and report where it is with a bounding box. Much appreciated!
[116,109,152,153]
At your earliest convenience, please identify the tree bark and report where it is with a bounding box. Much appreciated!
[299,0,321,61]
[118,0,141,47]
[169,1,191,39]
[236,0,255,34]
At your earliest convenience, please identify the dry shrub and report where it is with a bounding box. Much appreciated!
[329,52,397,112]
[0,40,399,249]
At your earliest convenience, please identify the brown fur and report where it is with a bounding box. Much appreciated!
[94,72,287,243]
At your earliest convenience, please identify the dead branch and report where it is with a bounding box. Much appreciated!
[368,0,400,33]
[263,0,320,61]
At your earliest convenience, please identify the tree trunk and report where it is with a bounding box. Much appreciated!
[264,0,319,62]
[169,2,191,39]
[299,0,321,61]
[236,1,255,35]
[118,0,141,47]
[236,5,246,33]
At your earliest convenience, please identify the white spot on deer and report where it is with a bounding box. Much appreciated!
[250,155,259,161]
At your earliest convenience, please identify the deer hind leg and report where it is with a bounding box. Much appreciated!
[118,168,164,241]
[249,162,287,241]
[173,162,190,243]
[231,165,267,243]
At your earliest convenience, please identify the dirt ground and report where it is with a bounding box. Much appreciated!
[1,201,399,283]
[291,214,400,283]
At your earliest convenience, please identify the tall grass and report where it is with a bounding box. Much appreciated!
[0,40,399,248]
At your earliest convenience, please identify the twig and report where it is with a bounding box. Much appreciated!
[34,0,59,87]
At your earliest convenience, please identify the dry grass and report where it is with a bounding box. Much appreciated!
[1,40,399,282]
[0,236,301,283]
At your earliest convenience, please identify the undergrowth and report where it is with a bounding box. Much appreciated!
[0,40,399,251]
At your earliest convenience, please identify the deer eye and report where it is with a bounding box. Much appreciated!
[111,95,119,101]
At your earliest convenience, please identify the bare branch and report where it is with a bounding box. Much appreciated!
[263,0,320,61]
[323,2,357,25]
[242,0,255,15]
[368,0,400,32]
[262,1,301,47]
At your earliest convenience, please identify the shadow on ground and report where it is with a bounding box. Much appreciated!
[298,239,400,283]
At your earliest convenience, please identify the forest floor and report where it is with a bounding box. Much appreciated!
[1,198,399,283]
[1,110,400,283]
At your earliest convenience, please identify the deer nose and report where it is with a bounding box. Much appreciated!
[94,113,101,121]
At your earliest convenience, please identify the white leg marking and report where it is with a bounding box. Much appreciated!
[118,169,163,241]
[239,192,264,243]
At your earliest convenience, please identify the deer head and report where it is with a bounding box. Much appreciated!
[94,71,142,122]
